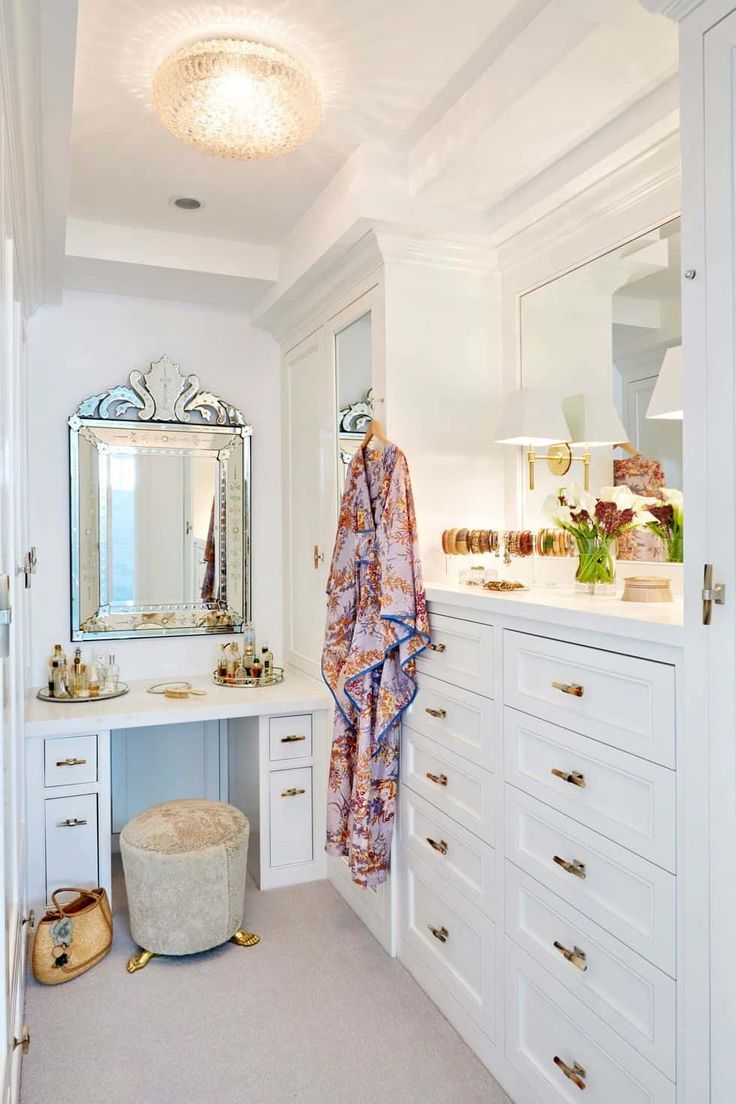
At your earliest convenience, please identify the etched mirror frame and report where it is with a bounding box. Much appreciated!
[69,355,252,640]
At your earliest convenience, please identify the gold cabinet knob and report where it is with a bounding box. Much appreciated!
[553,1056,586,1090]
[425,707,447,719]
[426,772,448,786]
[427,642,446,653]
[281,787,306,797]
[553,940,588,971]
[553,855,587,879]
[551,768,586,788]
[280,734,306,743]
[56,757,87,766]
[552,681,584,697]
[426,837,448,855]
[57,818,87,827]
[428,924,449,944]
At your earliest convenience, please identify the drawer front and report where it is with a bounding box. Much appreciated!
[417,613,494,697]
[400,852,496,1036]
[506,941,675,1104]
[400,728,496,844]
[269,767,313,868]
[505,787,675,975]
[269,714,313,761]
[44,735,97,788]
[504,709,676,872]
[45,794,99,898]
[400,787,498,917]
[503,631,675,767]
[505,864,676,1079]
[404,675,496,770]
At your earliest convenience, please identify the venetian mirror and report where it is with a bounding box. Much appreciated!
[335,311,373,497]
[69,355,251,640]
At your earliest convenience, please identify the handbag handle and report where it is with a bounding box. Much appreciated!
[50,886,103,916]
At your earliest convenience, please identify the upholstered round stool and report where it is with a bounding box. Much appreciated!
[120,798,259,974]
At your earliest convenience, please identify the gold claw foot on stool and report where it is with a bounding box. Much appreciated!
[126,949,156,973]
[231,928,260,947]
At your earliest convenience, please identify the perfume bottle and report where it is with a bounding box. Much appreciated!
[261,645,273,673]
[217,644,228,680]
[250,656,262,681]
[87,657,100,698]
[70,647,83,698]
[48,644,67,696]
[104,654,119,693]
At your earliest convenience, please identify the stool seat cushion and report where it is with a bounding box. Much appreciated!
[120,798,249,956]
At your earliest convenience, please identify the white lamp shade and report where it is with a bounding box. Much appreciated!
[647,345,683,420]
[562,393,628,446]
[492,390,570,446]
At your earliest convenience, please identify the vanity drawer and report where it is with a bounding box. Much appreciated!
[505,864,676,1079]
[400,787,498,918]
[44,735,98,788]
[269,767,313,868]
[400,729,496,844]
[505,787,675,975]
[400,851,497,1037]
[269,714,313,761]
[45,794,99,899]
[417,614,494,697]
[404,675,496,770]
[506,941,675,1104]
[504,709,676,871]
[503,631,675,767]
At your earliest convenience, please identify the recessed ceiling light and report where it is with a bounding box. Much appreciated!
[171,196,203,210]
[153,37,323,160]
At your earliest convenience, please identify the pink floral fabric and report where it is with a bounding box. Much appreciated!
[322,442,429,887]
[614,453,666,561]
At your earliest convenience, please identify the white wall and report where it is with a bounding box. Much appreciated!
[27,290,281,686]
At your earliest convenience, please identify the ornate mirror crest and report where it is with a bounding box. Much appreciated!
[338,388,374,437]
[69,356,252,642]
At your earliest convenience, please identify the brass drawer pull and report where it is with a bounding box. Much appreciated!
[553,940,588,971]
[553,1057,587,1090]
[280,734,306,743]
[428,924,449,944]
[426,837,448,855]
[552,681,584,697]
[425,707,447,719]
[13,1027,30,1055]
[426,772,448,786]
[57,818,87,827]
[281,787,306,797]
[553,855,587,879]
[428,642,446,653]
[56,757,87,767]
[551,768,586,788]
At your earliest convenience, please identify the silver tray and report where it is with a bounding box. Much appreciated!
[213,667,285,688]
[37,683,130,703]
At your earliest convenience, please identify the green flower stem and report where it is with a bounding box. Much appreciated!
[573,534,616,587]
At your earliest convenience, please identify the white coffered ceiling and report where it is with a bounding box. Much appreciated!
[60,0,679,308]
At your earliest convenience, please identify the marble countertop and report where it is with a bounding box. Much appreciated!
[26,665,331,738]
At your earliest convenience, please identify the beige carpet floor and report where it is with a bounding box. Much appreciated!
[21,862,512,1104]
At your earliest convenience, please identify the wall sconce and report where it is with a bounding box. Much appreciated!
[493,390,629,491]
[646,344,683,420]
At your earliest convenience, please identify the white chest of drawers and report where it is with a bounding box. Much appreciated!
[395,589,702,1104]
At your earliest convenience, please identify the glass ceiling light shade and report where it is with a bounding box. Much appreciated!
[152,38,323,160]
[647,345,683,420]
[562,394,629,446]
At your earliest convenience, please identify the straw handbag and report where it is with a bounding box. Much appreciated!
[32,887,113,985]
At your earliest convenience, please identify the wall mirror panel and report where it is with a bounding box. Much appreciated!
[70,355,251,639]
[520,216,682,557]
[335,310,373,496]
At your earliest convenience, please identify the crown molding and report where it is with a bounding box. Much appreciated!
[638,0,707,19]
[255,226,496,348]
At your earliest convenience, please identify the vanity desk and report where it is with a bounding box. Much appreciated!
[24,668,331,916]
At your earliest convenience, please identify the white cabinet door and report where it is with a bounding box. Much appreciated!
[269,767,313,867]
[283,328,335,679]
[45,795,99,897]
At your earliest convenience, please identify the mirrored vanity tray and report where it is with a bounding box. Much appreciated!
[213,667,285,689]
[37,684,130,703]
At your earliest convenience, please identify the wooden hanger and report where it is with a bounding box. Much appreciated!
[614,441,640,457]
[360,418,389,448]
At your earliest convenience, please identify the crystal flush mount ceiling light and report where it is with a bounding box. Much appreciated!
[152,37,323,160]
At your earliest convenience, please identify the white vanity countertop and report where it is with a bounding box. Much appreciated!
[425,581,685,647]
[25,666,331,738]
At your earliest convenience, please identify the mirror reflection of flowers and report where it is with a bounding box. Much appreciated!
[645,488,683,563]
[544,484,658,589]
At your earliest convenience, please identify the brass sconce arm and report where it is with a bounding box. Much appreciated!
[526,444,591,491]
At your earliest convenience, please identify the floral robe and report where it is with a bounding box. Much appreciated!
[322,442,429,887]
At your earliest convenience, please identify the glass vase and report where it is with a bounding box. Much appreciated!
[573,534,616,593]
[666,530,683,564]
